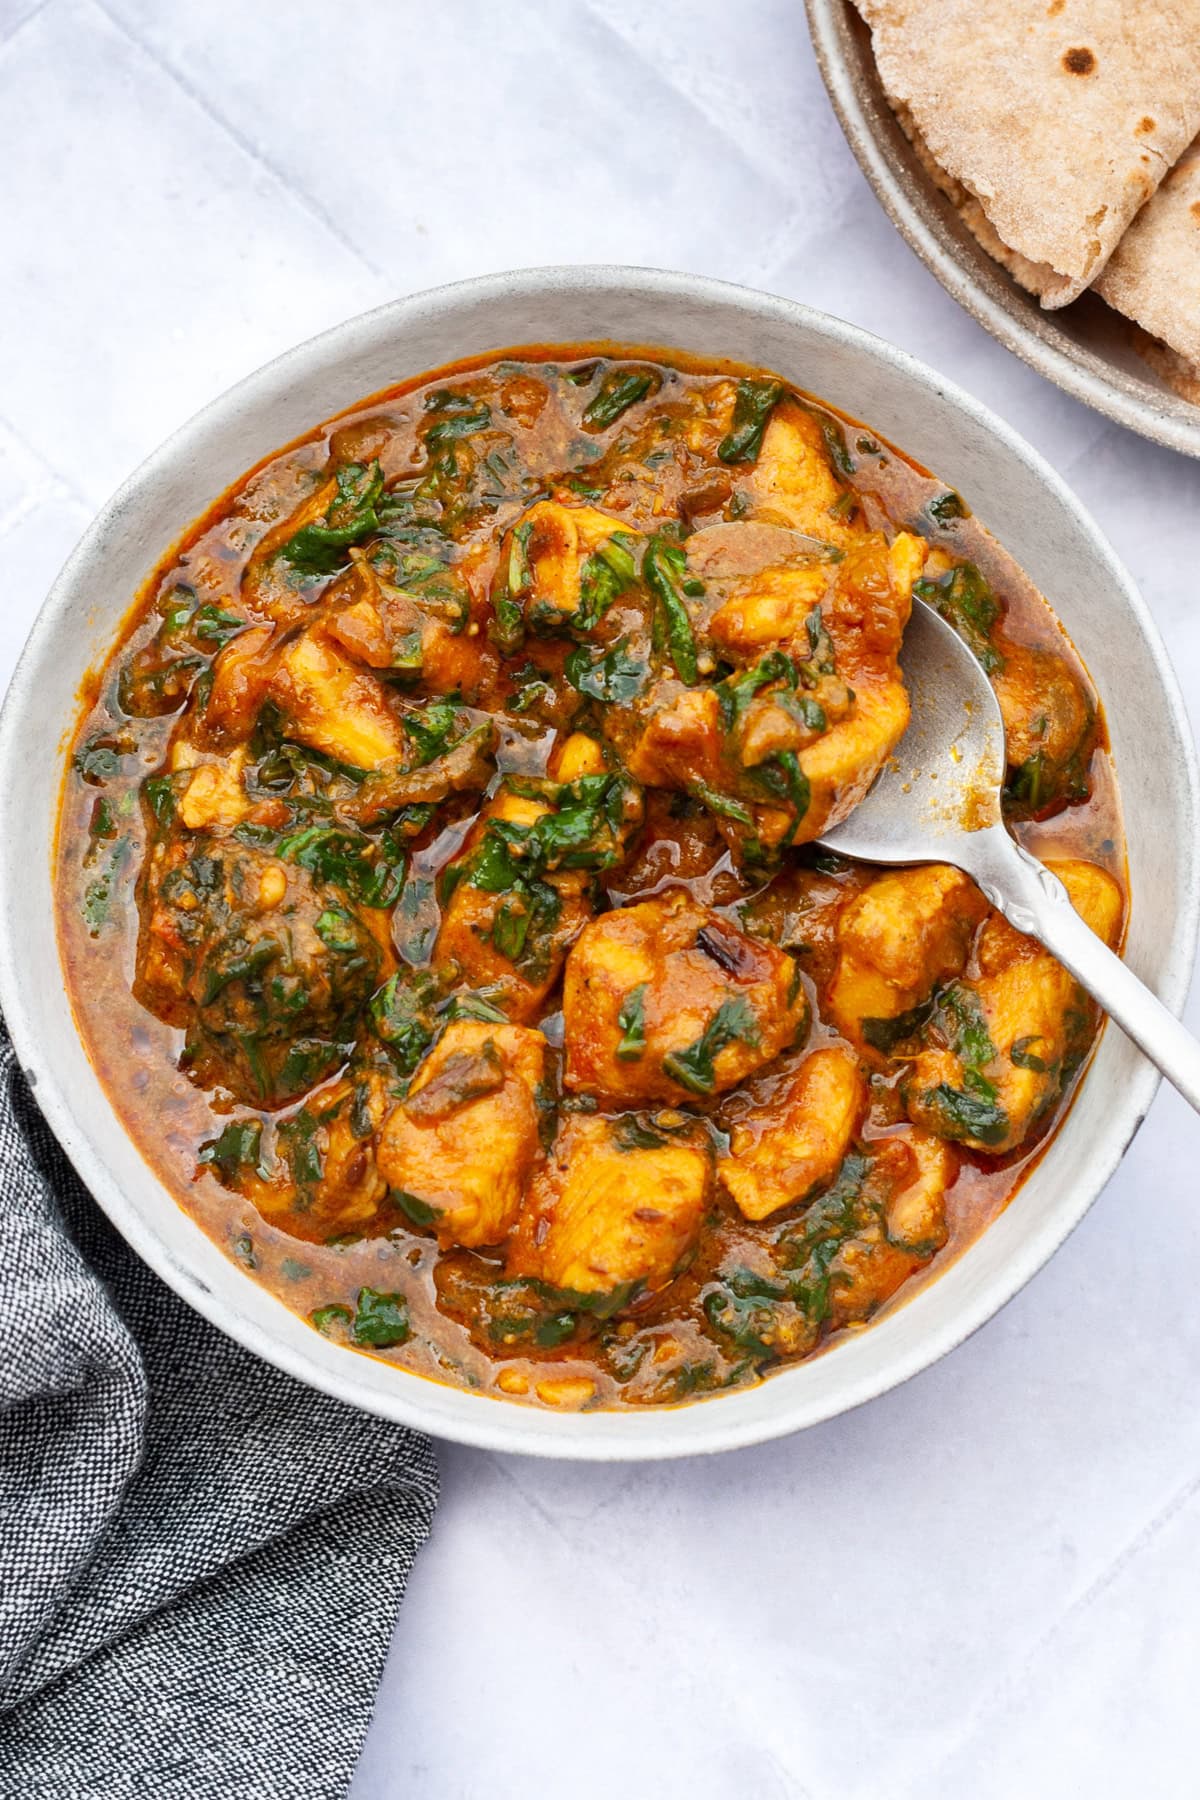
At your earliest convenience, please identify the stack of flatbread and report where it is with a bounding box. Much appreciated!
[851,0,1200,401]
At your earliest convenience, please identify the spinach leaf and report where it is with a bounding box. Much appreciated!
[493,519,532,654]
[1006,751,1046,812]
[352,1287,411,1348]
[274,823,406,910]
[718,378,783,464]
[422,390,492,449]
[662,995,760,1094]
[310,1304,352,1336]
[572,533,639,633]
[198,1118,265,1184]
[931,983,996,1070]
[277,1107,324,1191]
[315,907,365,954]
[74,738,126,784]
[81,836,131,934]
[564,635,649,704]
[281,461,386,575]
[615,983,648,1061]
[370,967,440,1074]
[748,749,811,840]
[921,1081,1009,1148]
[715,649,796,731]
[1010,1034,1050,1073]
[644,536,699,683]
[817,414,855,477]
[913,562,1004,674]
[688,780,754,828]
[191,603,247,647]
[394,1189,439,1226]
[581,369,655,431]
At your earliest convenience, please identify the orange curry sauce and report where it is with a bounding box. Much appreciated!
[56,346,1125,1411]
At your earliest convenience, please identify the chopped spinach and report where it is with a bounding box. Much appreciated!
[581,369,656,431]
[370,967,440,1074]
[565,635,649,705]
[920,1081,1009,1148]
[351,1287,411,1348]
[644,536,699,684]
[717,378,784,464]
[662,995,760,1094]
[281,461,386,575]
[615,983,648,1061]
[914,562,1003,674]
[198,1118,265,1184]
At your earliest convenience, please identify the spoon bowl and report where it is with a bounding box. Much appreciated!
[820,598,1005,864]
[820,597,1200,1119]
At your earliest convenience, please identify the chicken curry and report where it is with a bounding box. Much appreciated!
[57,347,1125,1411]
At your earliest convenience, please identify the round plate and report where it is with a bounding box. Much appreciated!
[805,0,1200,459]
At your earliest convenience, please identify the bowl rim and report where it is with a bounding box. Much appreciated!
[803,0,1200,461]
[3,263,1196,1460]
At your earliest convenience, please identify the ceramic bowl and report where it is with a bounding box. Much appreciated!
[1,267,1194,1459]
[804,0,1200,460]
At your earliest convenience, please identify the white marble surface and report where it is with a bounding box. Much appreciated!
[3,2,1199,1794]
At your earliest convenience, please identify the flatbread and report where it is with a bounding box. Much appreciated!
[854,0,1200,308]
[1095,136,1200,384]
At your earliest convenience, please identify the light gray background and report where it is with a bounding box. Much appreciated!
[2,3,1198,1795]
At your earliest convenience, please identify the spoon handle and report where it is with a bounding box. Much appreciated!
[966,830,1200,1116]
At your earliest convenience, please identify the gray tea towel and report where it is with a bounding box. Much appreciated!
[0,1022,439,1798]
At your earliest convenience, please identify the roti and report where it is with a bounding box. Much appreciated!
[854,0,1200,308]
[1095,136,1200,392]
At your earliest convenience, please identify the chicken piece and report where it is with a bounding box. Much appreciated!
[708,564,832,657]
[434,844,594,1025]
[617,527,917,857]
[824,1133,954,1327]
[906,860,1123,1154]
[493,500,637,639]
[201,625,276,743]
[995,642,1095,810]
[563,890,807,1105]
[433,756,638,1022]
[884,1129,956,1256]
[704,528,923,661]
[507,1112,713,1302]
[796,680,911,840]
[703,1128,952,1361]
[241,474,341,623]
[377,1021,546,1248]
[169,742,251,831]
[326,554,495,700]
[268,625,405,769]
[746,402,860,546]
[553,730,608,781]
[789,531,919,839]
[829,864,990,1053]
[720,1045,867,1222]
[134,832,383,1107]
[221,1070,393,1243]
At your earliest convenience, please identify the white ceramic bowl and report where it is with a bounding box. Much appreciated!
[2,268,1195,1460]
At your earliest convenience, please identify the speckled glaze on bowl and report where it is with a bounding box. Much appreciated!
[0,267,1195,1459]
[805,0,1200,461]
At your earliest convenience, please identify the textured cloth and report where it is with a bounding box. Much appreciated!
[0,1022,438,1797]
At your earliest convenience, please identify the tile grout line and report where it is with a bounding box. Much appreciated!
[577,0,794,204]
[87,0,394,290]
[0,404,93,514]
[904,1453,1200,1797]
[0,0,52,56]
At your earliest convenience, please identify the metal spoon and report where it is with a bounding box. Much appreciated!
[818,597,1200,1113]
